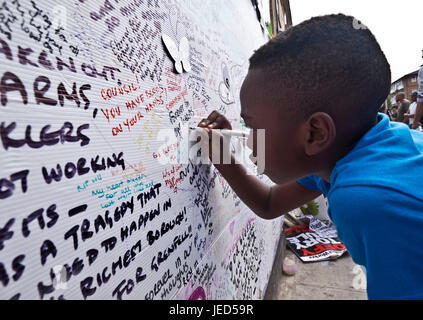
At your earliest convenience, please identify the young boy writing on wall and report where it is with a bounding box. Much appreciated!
[198,14,423,300]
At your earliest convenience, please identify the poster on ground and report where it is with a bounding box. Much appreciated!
[284,217,347,263]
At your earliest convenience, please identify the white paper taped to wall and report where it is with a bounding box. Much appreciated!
[0,0,282,300]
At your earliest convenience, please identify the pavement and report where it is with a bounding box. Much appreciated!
[264,232,368,300]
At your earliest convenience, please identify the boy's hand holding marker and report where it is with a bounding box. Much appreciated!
[196,111,251,164]
[198,110,233,131]
[196,110,235,165]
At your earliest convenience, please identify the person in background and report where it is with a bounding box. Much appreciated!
[404,91,419,128]
[412,61,423,129]
[395,92,410,123]
[379,102,387,114]
[389,105,398,121]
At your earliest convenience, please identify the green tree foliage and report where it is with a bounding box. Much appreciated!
[300,200,319,216]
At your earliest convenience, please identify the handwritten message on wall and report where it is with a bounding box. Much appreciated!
[0,0,282,300]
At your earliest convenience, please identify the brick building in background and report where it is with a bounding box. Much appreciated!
[391,69,420,101]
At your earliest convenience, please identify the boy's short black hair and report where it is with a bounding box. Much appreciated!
[249,14,391,126]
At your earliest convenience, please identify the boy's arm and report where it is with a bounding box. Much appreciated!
[403,113,410,124]
[397,104,405,122]
[215,159,322,220]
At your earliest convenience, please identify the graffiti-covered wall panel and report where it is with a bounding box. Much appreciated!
[0,0,282,300]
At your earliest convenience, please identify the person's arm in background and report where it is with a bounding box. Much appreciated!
[397,104,405,122]
[414,103,423,128]
[412,66,423,129]
[197,111,322,220]
[403,112,410,124]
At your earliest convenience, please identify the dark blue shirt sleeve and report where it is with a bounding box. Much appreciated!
[297,175,321,190]
[297,175,330,196]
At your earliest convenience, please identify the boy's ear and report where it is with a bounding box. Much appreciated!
[303,112,336,156]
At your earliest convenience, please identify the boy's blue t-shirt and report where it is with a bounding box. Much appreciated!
[297,113,423,300]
